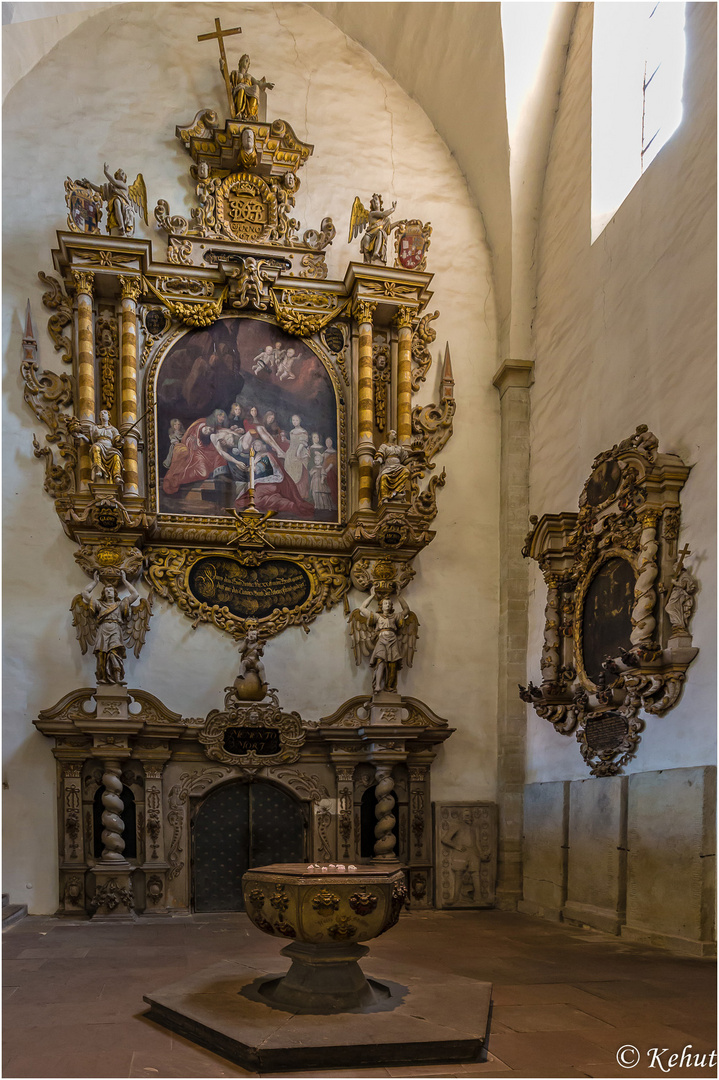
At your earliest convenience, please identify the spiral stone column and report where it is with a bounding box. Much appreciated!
[631,509,661,651]
[119,276,141,495]
[100,759,128,863]
[394,306,414,446]
[354,299,377,510]
[373,764,398,862]
[540,572,561,686]
[72,270,95,489]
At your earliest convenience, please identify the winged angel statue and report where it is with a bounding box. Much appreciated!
[71,571,152,684]
[349,587,419,693]
[82,163,148,236]
[348,194,397,265]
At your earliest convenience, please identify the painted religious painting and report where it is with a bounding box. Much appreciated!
[154,317,340,522]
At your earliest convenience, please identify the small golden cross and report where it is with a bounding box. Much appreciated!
[197,17,242,117]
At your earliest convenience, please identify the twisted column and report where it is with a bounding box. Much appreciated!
[354,299,377,510]
[100,760,127,863]
[394,306,414,446]
[373,764,398,861]
[119,277,141,495]
[631,510,661,650]
[540,572,561,685]
[72,270,95,488]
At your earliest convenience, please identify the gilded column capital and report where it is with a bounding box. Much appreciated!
[70,270,95,296]
[61,761,84,778]
[641,509,662,529]
[393,305,415,330]
[352,299,377,325]
[120,276,142,302]
[543,571,562,589]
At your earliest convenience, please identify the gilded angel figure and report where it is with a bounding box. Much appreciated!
[349,587,419,693]
[81,163,148,237]
[348,193,397,265]
[71,571,152,684]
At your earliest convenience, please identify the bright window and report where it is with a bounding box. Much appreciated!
[592,2,686,241]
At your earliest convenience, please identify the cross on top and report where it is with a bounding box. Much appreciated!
[197,17,242,117]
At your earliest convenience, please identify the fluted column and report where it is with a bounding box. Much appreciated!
[373,764,398,862]
[119,276,141,495]
[72,270,95,488]
[354,299,377,510]
[100,759,128,864]
[394,306,414,446]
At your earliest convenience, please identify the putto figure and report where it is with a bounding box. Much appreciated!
[233,620,267,701]
[221,53,274,120]
[68,408,125,485]
[348,193,397,265]
[81,163,147,237]
[349,586,419,693]
[71,571,152,684]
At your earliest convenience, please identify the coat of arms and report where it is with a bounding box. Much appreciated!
[393,219,432,272]
[64,178,103,234]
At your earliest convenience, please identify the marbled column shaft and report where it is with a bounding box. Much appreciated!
[355,301,377,510]
[120,277,141,495]
[395,308,414,446]
[73,271,95,487]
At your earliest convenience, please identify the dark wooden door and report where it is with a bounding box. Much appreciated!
[192,781,305,912]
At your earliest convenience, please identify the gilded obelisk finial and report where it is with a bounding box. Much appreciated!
[197,16,242,118]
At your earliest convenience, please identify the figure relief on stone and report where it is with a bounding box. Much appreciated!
[349,586,418,694]
[67,409,125,485]
[71,571,152,684]
[81,163,147,236]
[440,808,489,906]
[665,547,698,636]
[375,430,411,504]
[233,620,268,701]
[221,53,274,120]
[348,194,397,265]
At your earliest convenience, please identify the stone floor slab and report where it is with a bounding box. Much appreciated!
[144,958,492,1073]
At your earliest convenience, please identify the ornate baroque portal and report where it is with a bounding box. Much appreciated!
[25,26,458,918]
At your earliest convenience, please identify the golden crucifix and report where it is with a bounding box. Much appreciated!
[197,17,242,118]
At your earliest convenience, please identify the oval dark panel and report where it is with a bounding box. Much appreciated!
[188,556,311,619]
[586,459,622,507]
[581,557,635,684]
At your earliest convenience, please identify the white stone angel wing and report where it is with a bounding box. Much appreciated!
[348,607,374,665]
[124,593,153,658]
[70,593,95,655]
[400,610,420,668]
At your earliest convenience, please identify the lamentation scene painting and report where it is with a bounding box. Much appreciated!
[155,317,339,522]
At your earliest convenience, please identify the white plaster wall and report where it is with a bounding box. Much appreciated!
[525,2,717,783]
[2,2,500,912]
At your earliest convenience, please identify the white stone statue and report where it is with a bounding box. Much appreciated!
[349,587,419,693]
[375,430,411,504]
[348,194,397,265]
[68,409,125,485]
[71,571,152,684]
[81,164,147,236]
[665,554,698,635]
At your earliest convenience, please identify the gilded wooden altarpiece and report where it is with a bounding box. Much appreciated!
[24,28,459,918]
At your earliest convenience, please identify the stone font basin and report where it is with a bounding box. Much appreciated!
[242,863,407,1011]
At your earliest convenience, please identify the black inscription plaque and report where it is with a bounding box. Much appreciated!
[581,557,635,684]
[188,557,311,618]
[584,712,629,752]
[223,727,281,756]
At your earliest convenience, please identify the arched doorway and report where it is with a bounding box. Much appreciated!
[192,779,307,912]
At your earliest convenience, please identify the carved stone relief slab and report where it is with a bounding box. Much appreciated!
[434,802,497,909]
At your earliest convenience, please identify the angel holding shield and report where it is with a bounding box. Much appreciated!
[71,571,152,684]
[81,163,147,237]
[349,586,418,694]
